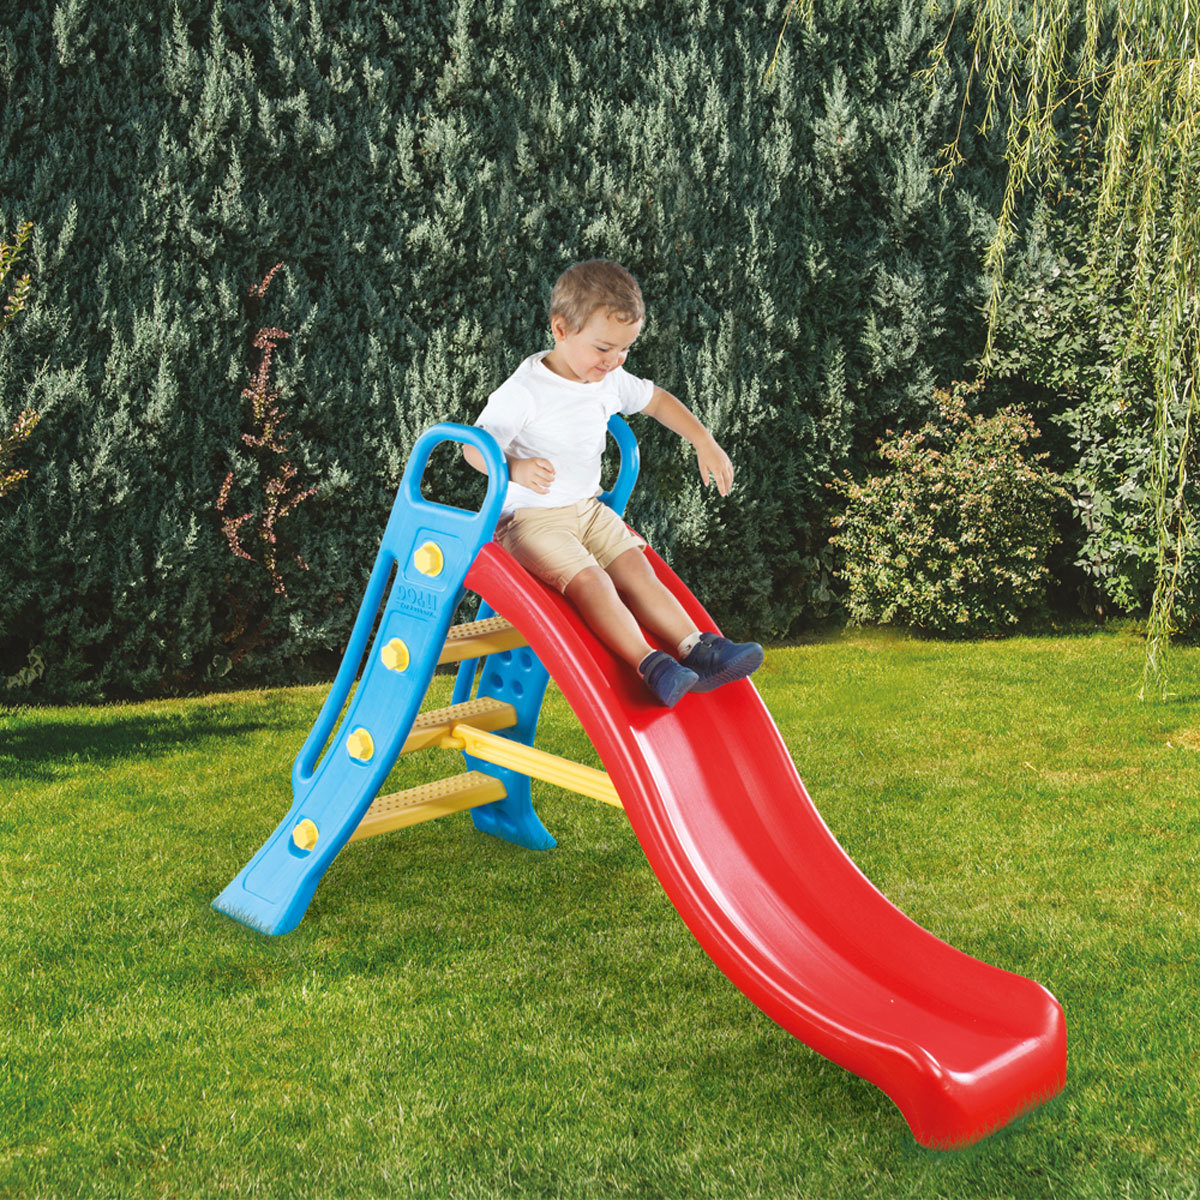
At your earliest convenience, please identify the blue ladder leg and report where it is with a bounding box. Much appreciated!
[452,600,556,850]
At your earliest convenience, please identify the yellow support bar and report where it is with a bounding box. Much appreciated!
[445,723,623,809]
[437,616,528,665]
[350,771,507,842]
[400,697,517,755]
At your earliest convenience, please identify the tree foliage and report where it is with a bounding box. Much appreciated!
[985,142,1200,627]
[923,0,1200,697]
[1,0,998,700]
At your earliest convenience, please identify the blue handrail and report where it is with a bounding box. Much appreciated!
[598,414,640,518]
[293,423,507,788]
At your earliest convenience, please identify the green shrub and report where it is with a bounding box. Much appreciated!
[830,382,1066,634]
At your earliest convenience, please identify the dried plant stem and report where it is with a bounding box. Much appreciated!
[215,263,317,668]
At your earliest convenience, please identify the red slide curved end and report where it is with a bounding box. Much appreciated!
[465,541,1066,1148]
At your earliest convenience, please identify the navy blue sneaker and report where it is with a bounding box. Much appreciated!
[639,650,698,708]
[679,633,764,693]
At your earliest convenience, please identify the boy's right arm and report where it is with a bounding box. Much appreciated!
[462,444,555,495]
[467,384,554,494]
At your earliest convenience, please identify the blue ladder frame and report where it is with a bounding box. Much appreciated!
[213,416,640,935]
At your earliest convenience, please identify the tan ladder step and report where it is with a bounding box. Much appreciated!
[438,615,528,665]
[400,696,518,755]
[350,771,507,841]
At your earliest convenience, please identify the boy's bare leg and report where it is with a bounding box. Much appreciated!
[564,566,656,669]
[604,548,698,649]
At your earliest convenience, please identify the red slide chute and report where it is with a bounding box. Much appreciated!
[466,540,1066,1149]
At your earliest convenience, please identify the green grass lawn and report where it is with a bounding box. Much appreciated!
[2,627,1198,1199]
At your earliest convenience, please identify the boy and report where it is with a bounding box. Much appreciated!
[462,260,762,707]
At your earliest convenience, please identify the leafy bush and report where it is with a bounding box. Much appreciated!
[830,382,1066,634]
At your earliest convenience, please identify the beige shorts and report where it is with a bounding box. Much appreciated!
[496,496,646,593]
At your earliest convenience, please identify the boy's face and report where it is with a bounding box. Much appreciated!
[547,308,644,384]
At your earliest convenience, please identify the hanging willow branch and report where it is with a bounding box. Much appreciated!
[768,1,1199,695]
[918,0,1200,699]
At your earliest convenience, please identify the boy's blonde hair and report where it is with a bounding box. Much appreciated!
[549,260,645,333]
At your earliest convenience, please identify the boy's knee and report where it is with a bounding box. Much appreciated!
[606,546,655,590]
[565,564,612,599]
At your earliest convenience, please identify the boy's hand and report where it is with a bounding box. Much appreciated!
[696,437,734,496]
[510,456,556,494]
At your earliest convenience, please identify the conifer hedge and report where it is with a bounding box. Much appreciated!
[0,0,998,700]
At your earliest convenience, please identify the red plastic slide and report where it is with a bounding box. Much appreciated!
[465,540,1066,1149]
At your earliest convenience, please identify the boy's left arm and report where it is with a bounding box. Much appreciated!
[642,386,734,496]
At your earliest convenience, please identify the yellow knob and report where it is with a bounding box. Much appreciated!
[347,728,375,762]
[293,818,319,851]
[413,541,444,577]
[381,637,410,672]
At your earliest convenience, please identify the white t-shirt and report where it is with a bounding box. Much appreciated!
[474,351,654,515]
